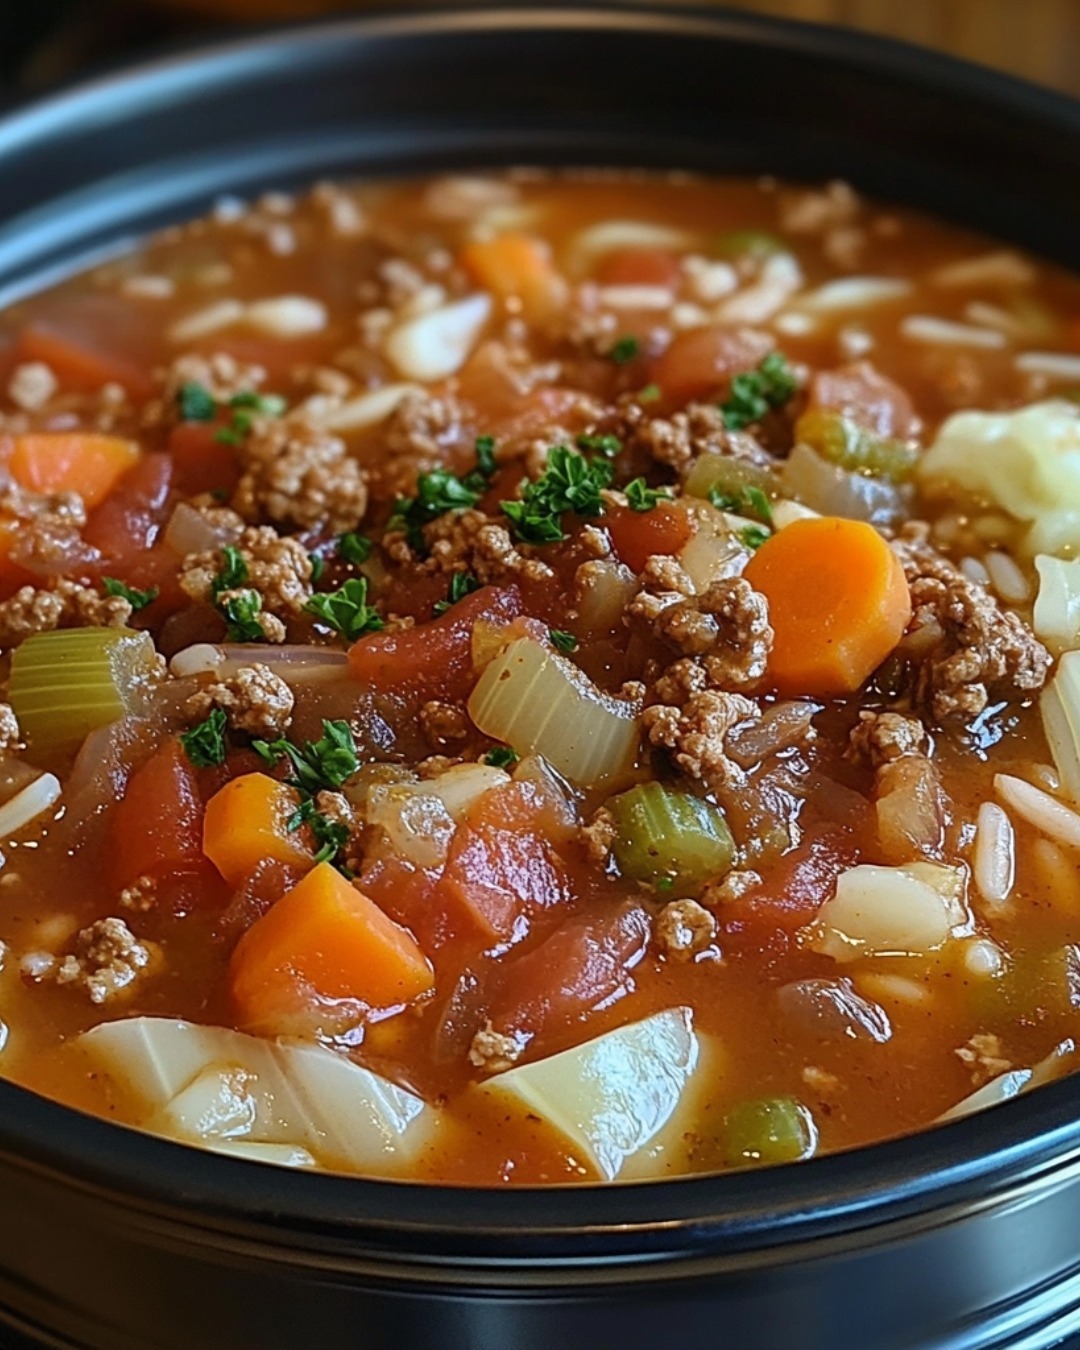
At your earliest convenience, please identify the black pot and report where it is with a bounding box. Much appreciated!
[3,8,1080,1348]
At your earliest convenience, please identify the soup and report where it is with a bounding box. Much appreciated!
[0,170,1077,1183]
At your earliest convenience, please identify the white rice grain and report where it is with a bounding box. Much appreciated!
[245,295,327,338]
[595,285,674,311]
[168,299,244,343]
[973,802,1015,909]
[795,276,910,312]
[983,550,1031,604]
[932,251,1035,289]
[995,773,1080,850]
[718,253,803,324]
[901,316,1007,349]
[959,556,991,587]
[1014,351,1080,380]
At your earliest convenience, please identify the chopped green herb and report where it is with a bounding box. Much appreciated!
[741,485,774,526]
[102,577,159,611]
[474,435,497,478]
[393,468,483,551]
[637,383,661,403]
[212,545,249,597]
[253,718,360,795]
[721,351,797,431]
[501,445,613,544]
[434,572,480,616]
[739,525,770,551]
[304,576,383,642]
[549,629,578,653]
[337,532,372,565]
[716,229,786,260]
[312,813,353,871]
[484,746,519,769]
[214,390,286,445]
[610,335,640,365]
[309,553,326,584]
[709,483,774,526]
[219,588,267,643]
[179,708,228,769]
[624,478,672,513]
[655,876,674,892]
[576,433,622,458]
[176,380,216,423]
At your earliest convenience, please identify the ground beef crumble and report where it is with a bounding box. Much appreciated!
[401,507,555,584]
[179,527,313,619]
[613,400,774,475]
[654,899,717,961]
[231,414,369,533]
[186,664,295,740]
[0,703,21,756]
[0,578,132,650]
[419,700,470,749]
[468,1020,527,1074]
[54,917,159,1005]
[376,390,468,499]
[955,1032,1011,1087]
[643,690,761,793]
[891,528,1050,723]
[848,710,928,768]
[702,869,763,906]
[579,806,616,867]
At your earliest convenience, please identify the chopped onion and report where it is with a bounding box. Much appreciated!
[1042,652,1080,804]
[367,788,456,868]
[793,276,910,312]
[1015,352,1080,380]
[325,383,421,431]
[574,560,636,631]
[568,221,691,271]
[1034,556,1080,654]
[424,762,512,820]
[808,861,968,963]
[781,442,905,524]
[973,802,1015,910]
[476,1007,707,1181]
[776,978,892,1044]
[771,498,820,530]
[169,644,226,678]
[244,295,326,337]
[384,293,491,382]
[168,299,244,343]
[0,773,60,840]
[995,772,1080,848]
[718,253,803,324]
[79,1017,432,1173]
[206,1140,317,1168]
[677,501,751,592]
[169,643,350,684]
[595,284,674,310]
[468,636,639,789]
[163,502,241,557]
[900,316,1007,348]
[874,755,945,864]
[938,1069,1033,1121]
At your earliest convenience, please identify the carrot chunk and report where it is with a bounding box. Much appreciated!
[17,326,154,400]
[229,862,434,1028]
[606,500,695,572]
[743,516,911,697]
[8,432,140,508]
[460,233,563,320]
[202,773,313,886]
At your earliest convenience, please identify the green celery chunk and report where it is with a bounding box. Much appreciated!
[608,782,734,895]
[683,453,777,507]
[795,409,919,484]
[715,229,787,260]
[722,1097,817,1167]
[10,627,160,756]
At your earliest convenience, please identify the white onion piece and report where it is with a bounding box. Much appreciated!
[569,221,691,270]
[169,299,244,343]
[1034,556,1080,655]
[244,295,326,337]
[423,762,511,820]
[809,862,968,963]
[938,1069,1033,1121]
[771,498,821,530]
[718,253,803,324]
[1015,352,1080,380]
[931,251,1035,289]
[325,383,421,431]
[677,502,750,592]
[794,276,910,312]
[595,285,674,311]
[574,560,636,630]
[0,773,60,840]
[366,788,456,868]
[973,802,1016,910]
[169,644,226,678]
[468,636,638,789]
[476,1008,707,1181]
[781,442,904,524]
[901,316,1007,348]
[163,501,242,557]
[80,1018,431,1172]
[995,772,1080,849]
[1042,651,1080,805]
[206,1140,317,1168]
[385,293,491,382]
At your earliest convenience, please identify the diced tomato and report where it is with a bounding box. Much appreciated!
[0,519,36,600]
[110,739,209,889]
[595,247,682,290]
[809,362,918,439]
[606,499,695,572]
[487,901,650,1054]
[168,421,241,497]
[356,852,444,945]
[16,325,153,400]
[438,781,571,944]
[215,856,311,945]
[348,584,522,703]
[84,453,173,557]
[649,326,773,407]
[719,829,857,954]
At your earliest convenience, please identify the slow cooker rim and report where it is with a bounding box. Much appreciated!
[0,2,1079,1264]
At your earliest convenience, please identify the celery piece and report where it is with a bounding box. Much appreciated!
[10,627,160,756]
[683,453,777,507]
[795,409,918,484]
[715,229,786,260]
[608,782,734,895]
[722,1096,817,1167]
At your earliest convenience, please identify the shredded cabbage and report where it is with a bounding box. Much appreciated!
[918,400,1080,554]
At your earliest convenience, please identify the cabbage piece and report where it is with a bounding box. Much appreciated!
[918,400,1080,555]
[476,1008,712,1181]
[1034,555,1080,655]
[938,1038,1077,1121]
[206,1140,317,1168]
[780,442,906,524]
[808,861,970,963]
[79,1018,432,1172]
[468,636,638,789]
[1041,650,1080,805]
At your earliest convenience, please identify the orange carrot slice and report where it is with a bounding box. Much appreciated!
[202,773,313,886]
[229,862,434,1028]
[460,233,564,320]
[8,432,140,508]
[743,516,911,697]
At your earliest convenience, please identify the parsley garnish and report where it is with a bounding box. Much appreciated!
[393,468,483,551]
[501,446,613,544]
[179,708,228,768]
[610,336,640,365]
[655,876,675,892]
[219,588,267,642]
[177,380,216,422]
[550,629,578,653]
[638,383,661,404]
[102,577,159,610]
[212,545,249,597]
[434,572,480,616]
[214,390,286,445]
[254,719,360,795]
[721,352,796,430]
[708,483,774,526]
[624,478,672,513]
[305,576,383,642]
[576,433,622,458]
[337,532,372,565]
[474,435,497,479]
[285,796,353,873]
[484,746,519,769]
[739,525,770,551]
[309,553,326,584]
